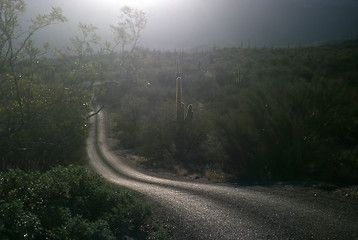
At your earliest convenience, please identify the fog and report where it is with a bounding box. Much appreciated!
[22,0,358,50]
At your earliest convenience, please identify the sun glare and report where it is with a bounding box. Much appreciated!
[119,0,161,8]
[90,0,160,11]
[94,0,119,8]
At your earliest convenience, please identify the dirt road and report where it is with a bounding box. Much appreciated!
[87,111,358,239]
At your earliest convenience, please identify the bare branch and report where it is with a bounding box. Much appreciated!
[86,105,104,119]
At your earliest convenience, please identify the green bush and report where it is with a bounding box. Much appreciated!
[211,42,358,183]
[106,40,358,184]
[0,166,171,240]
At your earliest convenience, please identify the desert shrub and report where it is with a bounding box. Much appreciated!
[0,166,171,239]
[212,43,358,183]
[107,40,358,184]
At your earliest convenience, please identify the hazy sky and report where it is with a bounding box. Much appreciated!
[22,0,358,50]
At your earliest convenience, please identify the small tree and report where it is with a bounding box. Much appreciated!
[0,0,66,124]
[0,1,91,170]
[70,22,101,60]
[110,6,147,55]
[109,6,147,82]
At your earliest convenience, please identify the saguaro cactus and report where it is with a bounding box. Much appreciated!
[185,104,193,122]
[176,76,193,124]
[235,65,242,84]
[176,76,184,122]
[175,67,194,162]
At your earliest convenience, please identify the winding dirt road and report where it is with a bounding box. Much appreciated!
[87,111,358,239]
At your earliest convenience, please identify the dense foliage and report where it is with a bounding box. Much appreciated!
[1,4,357,240]
[0,0,91,171]
[0,0,147,171]
[0,165,170,239]
[0,3,170,240]
[0,60,91,170]
[210,42,358,183]
[106,40,358,184]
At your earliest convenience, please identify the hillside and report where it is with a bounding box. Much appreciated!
[105,40,358,184]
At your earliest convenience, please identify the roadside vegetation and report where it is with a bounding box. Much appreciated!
[106,41,358,184]
[0,1,171,239]
[0,166,170,239]
[1,0,357,238]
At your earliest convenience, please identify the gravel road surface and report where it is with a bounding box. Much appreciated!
[87,112,358,239]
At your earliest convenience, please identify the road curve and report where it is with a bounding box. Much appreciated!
[87,111,358,240]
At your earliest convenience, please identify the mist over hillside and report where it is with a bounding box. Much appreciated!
[22,0,358,50]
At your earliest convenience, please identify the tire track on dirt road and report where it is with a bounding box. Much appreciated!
[87,111,358,240]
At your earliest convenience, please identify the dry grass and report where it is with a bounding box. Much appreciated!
[174,165,188,177]
[204,169,226,181]
[129,155,148,163]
